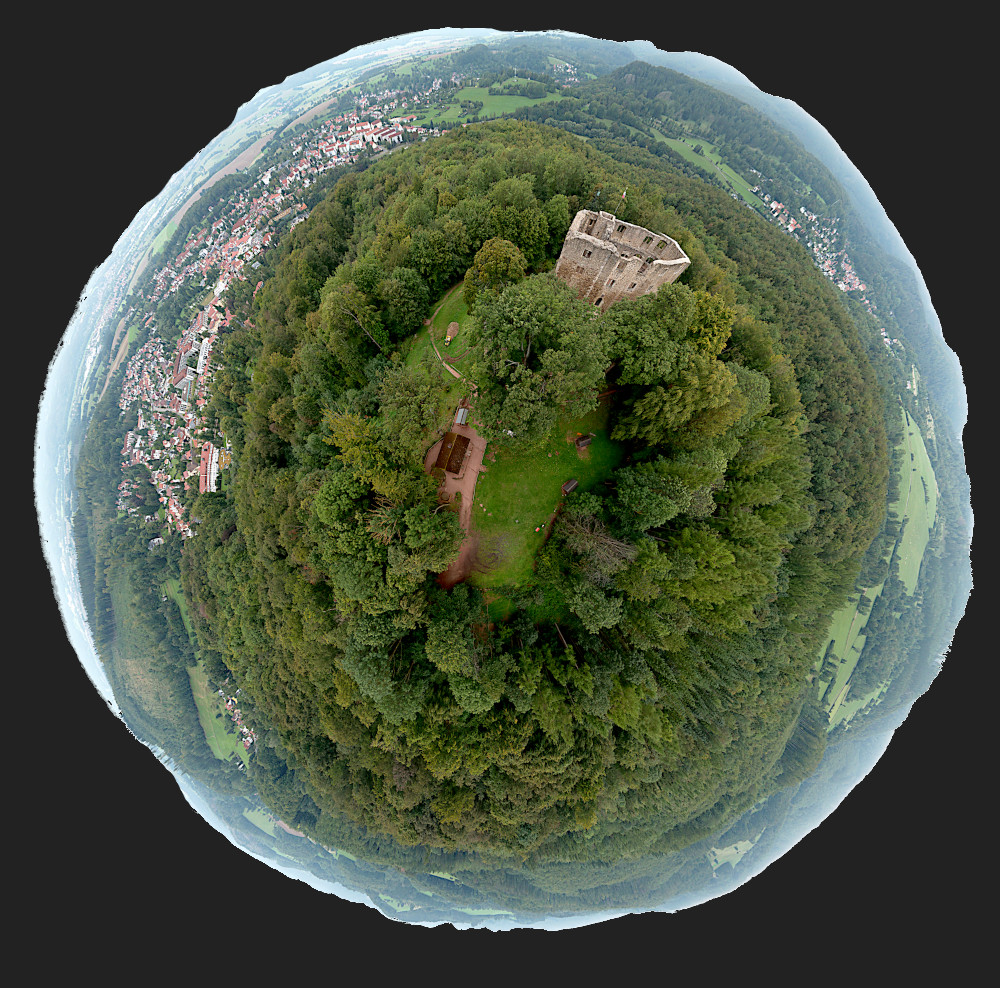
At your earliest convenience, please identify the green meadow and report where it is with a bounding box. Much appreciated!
[162,576,250,766]
[814,405,938,727]
[894,408,937,593]
[651,131,767,215]
[407,82,566,127]
[242,806,277,835]
[188,658,249,767]
[708,839,755,871]
[468,399,625,592]
[150,220,178,257]
[402,284,473,434]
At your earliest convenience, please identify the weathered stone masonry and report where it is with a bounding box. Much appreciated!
[554,209,690,310]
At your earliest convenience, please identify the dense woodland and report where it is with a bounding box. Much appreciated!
[66,51,974,914]
[169,117,888,875]
[504,63,973,728]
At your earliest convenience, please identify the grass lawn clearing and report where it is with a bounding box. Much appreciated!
[432,286,468,334]
[401,283,475,434]
[468,399,624,591]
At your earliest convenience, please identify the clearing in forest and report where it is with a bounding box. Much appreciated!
[468,399,624,591]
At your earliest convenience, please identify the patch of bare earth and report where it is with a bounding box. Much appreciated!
[472,532,511,573]
[566,430,591,460]
[438,532,480,589]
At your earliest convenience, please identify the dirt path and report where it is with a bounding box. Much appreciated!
[430,328,464,380]
[438,532,480,589]
[423,285,475,384]
[425,416,489,588]
[421,285,488,586]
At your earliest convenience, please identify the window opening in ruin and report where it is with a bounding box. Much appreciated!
[642,235,653,245]
[606,278,615,286]
[617,224,625,233]
[657,240,667,250]
[628,283,637,290]
[582,249,592,258]
[594,298,603,306]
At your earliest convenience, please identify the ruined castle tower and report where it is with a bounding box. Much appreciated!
[554,210,690,310]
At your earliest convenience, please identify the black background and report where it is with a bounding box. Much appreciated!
[21,9,988,978]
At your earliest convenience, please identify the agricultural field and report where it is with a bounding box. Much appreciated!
[895,408,937,593]
[242,807,276,836]
[650,130,767,215]
[708,839,755,871]
[407,82,566,127]
[814,405,938,727]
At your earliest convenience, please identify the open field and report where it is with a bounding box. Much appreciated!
[378,895,413,912]
[672,125,827,206]
[98,325,132,402]
[163,577,251,765]
[895,408,937,593]
[150,220,178,257]
[361,57,427,85]
[402,284,473,434]
[468,399,624,592]
[188,659,249,767]
[814,584,880,726]
[815,405,937,727]
[831,680,891,727]
[162,576,195,639]
[651,131,767,215]
[709,839,755,870]
[407,83,566,126]
[242,807,276,836]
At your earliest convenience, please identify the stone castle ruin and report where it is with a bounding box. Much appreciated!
[554,210,690,310]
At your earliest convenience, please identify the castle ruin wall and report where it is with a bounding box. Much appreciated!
[554,210,690,310]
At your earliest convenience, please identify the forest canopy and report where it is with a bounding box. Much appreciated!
[179,118,888,868]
